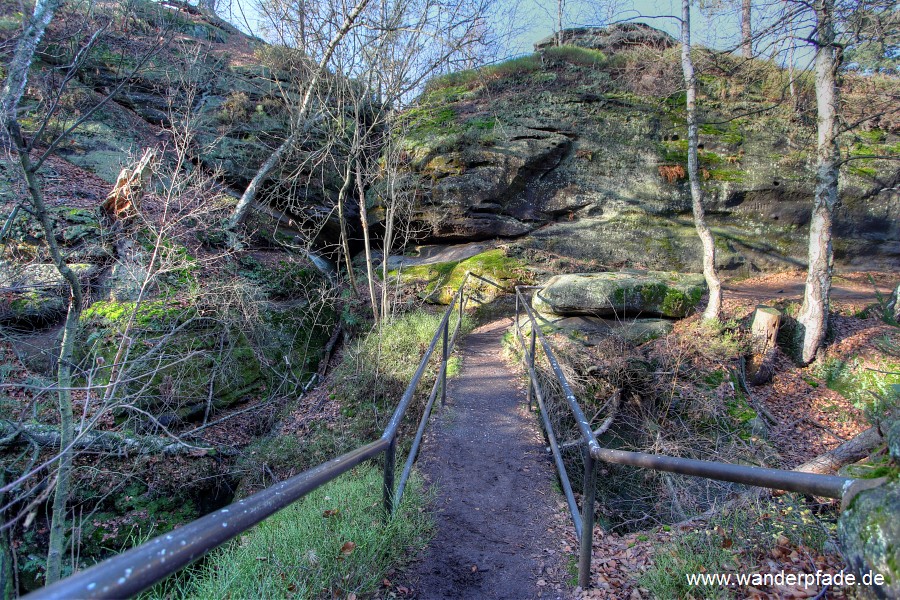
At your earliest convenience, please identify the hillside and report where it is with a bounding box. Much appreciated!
[1,5,899,598]
[390,25,899,273]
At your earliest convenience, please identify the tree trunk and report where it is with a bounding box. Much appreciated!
[0,421,228,456]
[336,160,359,295]
[0,0,62,147]
[794,427,882,475]
[681,0,722,321]
[557,0,564,46]
[357,158,379,323]
[741,0,752,58]
[9,122,82,585]
[225,0,372,231]
[0,471,13,599]
[747,306,781,385]
[788,36,798,110]
[798,0,840,365]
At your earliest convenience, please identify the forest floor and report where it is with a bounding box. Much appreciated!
[395,318,571,599]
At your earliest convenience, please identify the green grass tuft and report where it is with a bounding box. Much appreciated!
[144,466,432,600]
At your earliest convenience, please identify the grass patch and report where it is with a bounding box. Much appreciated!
[144,465,432,600]
[544,45,608,68]
[816,356,900,420]
[640,529,735,599]
[640,495,834,599]
[423,54,543,94]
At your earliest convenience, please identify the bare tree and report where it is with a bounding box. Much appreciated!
[681,0,723,321]
[0,0,63,146]
[796,0,840,364]
[224,0,374,233]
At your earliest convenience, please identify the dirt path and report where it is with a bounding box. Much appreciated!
[724,270,897,306]
[399,318,566,599]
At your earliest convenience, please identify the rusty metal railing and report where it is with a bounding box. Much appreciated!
[25,273,480,600]
[513,285,870,589]
[24,274,872,599]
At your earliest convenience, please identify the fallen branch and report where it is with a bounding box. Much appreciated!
[554,390,621,452]
[801,416,848,442]
[793,426,883,475]
[0,420,233,456]
[316,323,344,380]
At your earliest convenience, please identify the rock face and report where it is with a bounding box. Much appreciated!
[534,315,674,346]
[533,271,707,318]
[0,263,99,325]
[838,479,900,599]
[417,127,571,240]
[398,25,900,272]
[534,23,677,52]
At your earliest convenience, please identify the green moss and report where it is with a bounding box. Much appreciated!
[707,168,746,182]
[857,129,887,144]
[849,165,878,177]
[394,249,531,304]
[660,286,702,317]
[82,300,195,330]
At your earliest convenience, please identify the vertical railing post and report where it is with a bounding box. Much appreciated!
[383,437,397,517]
[441,320,449,406]
[578,447,597,590]
[526,324,537,411]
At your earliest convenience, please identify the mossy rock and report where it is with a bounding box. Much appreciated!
[0,263,99,325]
[533,270,706,318]
[527,315,673,346]
[393,248,531,305]
[838,479,900,598]
[887,418,900,462]
[79,300,262,415]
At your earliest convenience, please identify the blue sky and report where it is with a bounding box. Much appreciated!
[220,0,808,69]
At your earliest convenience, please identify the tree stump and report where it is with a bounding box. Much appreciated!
[747,305,781,385]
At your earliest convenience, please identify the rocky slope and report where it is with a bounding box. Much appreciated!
[392,25,899,273]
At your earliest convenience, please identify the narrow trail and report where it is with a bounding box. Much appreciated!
[399,318,565,599]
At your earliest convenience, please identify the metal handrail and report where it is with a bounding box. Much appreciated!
[25,272,488,600]
[26,275,865,598]
[513,285,866,589]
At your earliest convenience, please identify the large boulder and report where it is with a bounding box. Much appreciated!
[400,28,900,272]
[534,24,677,52]
[838,479,900,598]
[414,127,571,241]
[0,263,99,325]
[533,270,706,318]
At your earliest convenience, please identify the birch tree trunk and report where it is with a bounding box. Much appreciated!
[2,5,81,576]
[356,158,379,323]
[797,0,840,365]
[225,0,372,230]
[336,160,359,295]
[1,0,63,146]
[681,0,722,321]
[557,0,565,46]
[741,0,752,58]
